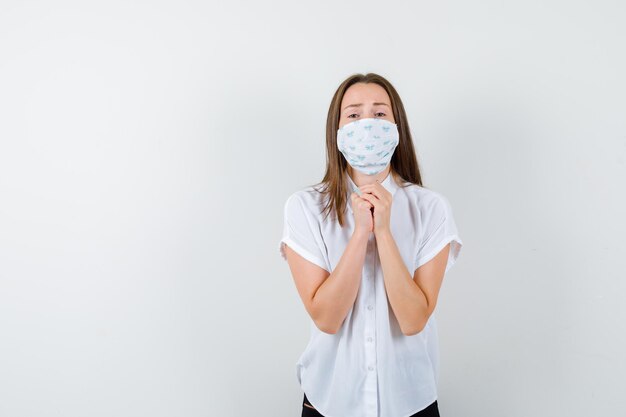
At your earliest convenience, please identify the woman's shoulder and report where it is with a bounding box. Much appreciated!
[283,183,327,218]
[398,181,453,213]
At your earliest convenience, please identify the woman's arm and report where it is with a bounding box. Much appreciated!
[285,228,369,334]
[376,229,450,336]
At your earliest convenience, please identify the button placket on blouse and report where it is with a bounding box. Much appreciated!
[363,233,378,416]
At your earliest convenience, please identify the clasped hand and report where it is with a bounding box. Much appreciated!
[350,180,392,235]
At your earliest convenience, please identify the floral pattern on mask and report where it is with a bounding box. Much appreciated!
[337,118,399,175]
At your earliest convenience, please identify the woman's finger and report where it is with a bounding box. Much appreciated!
[358,192,380,210]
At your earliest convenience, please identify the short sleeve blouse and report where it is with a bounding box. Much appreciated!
[279,172,463,417]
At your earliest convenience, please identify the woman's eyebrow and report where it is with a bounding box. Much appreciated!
[342,102,390,111]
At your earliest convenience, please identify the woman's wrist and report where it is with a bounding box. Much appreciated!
[374,227,392,239]
[352,228,371,241]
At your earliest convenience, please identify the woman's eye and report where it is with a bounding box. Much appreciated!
[347,114,359,119]
[375,112,386,117]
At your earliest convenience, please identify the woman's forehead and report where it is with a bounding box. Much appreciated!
[341,83,391,107]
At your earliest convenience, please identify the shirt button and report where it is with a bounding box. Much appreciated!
[367,305,373,310]
[368,365,374,371]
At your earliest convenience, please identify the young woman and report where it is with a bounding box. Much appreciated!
[279,73,463,417]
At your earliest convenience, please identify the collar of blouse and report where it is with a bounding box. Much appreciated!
[346,171,400,214]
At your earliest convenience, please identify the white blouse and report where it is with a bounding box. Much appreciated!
[279,171,463,417]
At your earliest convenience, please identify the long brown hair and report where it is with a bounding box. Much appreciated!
[309,73,424,227]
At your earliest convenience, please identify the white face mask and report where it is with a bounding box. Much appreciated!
[336,118,400,175]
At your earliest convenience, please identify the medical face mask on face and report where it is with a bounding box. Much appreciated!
[336,118,400,175]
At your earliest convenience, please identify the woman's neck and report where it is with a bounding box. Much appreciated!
[347,167,391,187]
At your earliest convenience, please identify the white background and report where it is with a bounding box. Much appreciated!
[1,1,625,416]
